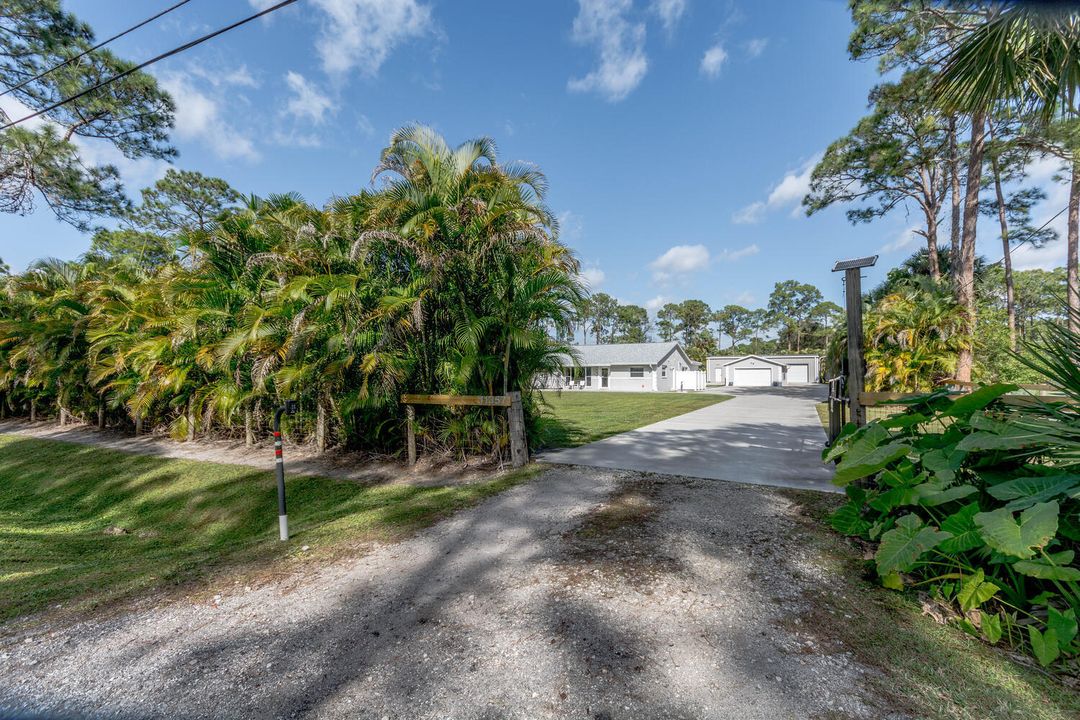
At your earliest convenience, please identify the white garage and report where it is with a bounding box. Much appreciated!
[732,367,773,386]
[706,354,821,387]
[785,363,810,384]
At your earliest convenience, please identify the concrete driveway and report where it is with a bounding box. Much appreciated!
[539,385,838,493]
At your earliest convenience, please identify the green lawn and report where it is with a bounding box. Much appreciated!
[534,391,730,449]
[0,434,535,622]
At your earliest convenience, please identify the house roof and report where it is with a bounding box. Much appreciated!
[721,354,788,368]
[561,341,685,367]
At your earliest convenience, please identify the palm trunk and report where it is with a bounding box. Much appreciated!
[58,399,66,427]
[134,413,143,436]
[991,156,1017,351]
[185,396,195,442]
[97,397,106,430]
[1069,158,1080,334]
[954,111,986,383]
[29,397,36,423]
[244,405,255,446]
[316,398,327,454]
[949,116,962,265]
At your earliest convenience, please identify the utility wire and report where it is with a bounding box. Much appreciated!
[958,203,1069,297]
[0,0,299,132]
[0,0,196,99]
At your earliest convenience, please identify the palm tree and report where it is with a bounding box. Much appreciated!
[935,5,1080,333]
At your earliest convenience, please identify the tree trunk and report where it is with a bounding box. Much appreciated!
[954,111,986,382]
[1069,158,1080,335]
[316,399,327,454]
[244,406,255,446]
[949,116,962,263]
[30,398,36,423]
[925,213,942,282]
[185,396,195,442]
[97,398,106,430]
[58,400,66,427]
[134,413,143,436]
[991,156,1017,351]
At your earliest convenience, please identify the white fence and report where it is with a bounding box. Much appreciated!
[673,370,706,392]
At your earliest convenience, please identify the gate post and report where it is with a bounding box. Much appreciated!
[506,391,528,468]
[833,256,877,427]
[406,403,417,466]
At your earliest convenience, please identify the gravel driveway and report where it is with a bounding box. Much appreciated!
[0,465,885,719]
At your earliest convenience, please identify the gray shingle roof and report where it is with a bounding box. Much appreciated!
[559,342,683,367]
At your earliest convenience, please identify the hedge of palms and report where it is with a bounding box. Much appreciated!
[0,126,583,458]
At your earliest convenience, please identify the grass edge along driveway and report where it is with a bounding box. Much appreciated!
[0,434,538,624]
[535,391,731,449]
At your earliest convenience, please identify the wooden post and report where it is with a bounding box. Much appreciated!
[506,391,528,468]
[844,267,867,426]
[406,404,417,466]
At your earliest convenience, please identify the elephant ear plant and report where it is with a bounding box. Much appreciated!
[825,339,1080,670]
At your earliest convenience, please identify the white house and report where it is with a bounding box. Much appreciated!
[706,354,821,387]
[542,341,706,391]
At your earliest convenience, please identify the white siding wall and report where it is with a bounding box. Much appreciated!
[607,365,655,392]
[726,357,783,384]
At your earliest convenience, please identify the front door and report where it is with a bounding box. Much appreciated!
[601,368,609,388]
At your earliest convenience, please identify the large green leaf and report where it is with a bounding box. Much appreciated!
[1029,626,1061,667]
[987,474,1080,511]
[939,503,984,553]
[1047,607,1078,650]
[957,419,1049,452]
[916,482,977,507]
[943,383,1018,418]
[974,502,1059,560]
[823,421,877,463]
[829,502,871,536]
[1013,550,1080,581]
[880,412,929,429]
[875,514,950,577]
[833,440,911,486]
[920,446,967,483]
[956,569,999,612]
[982,613,1003,644]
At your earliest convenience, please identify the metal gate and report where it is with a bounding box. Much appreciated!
[825,375,847,444]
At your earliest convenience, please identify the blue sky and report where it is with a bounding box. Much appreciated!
[0,0,1072,311]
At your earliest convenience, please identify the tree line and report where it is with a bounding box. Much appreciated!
[806,2,1080,383]
[561,282,843,363]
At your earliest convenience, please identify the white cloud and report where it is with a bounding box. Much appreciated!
[0,95,47,130]
[159,73,259,161]
[716,243,759,262]
[188,63,260,89]
[732,152,822,224]
[700,43,728,78]
[356,114,376,137]
[309,0,434,76]
[878,226,920,255]
[650,243,710,282]
[651,0,687,33]
[580,267,606,288]
[568,0,648,102]
[283,71,335,124]
[745,37,768,58]
[731,291,755,305]
[645,295,668,312]
[557,210,584,242]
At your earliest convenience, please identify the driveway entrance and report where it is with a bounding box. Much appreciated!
[539,385,837,492]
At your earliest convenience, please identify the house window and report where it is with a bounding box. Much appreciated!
[629,366,644,378]
[661,364,667,378]
[585,367,593,386]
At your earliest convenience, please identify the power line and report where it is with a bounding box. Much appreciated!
[0,0,196,99]
[0,0,299,132]
[960,203,1069,296]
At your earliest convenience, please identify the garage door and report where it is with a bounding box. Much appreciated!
[733,368,773,386]
[787,364,809,384]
